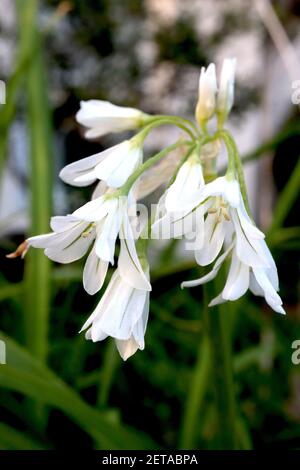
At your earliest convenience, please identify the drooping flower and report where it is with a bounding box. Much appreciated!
[59,137,143,188]
[27,214,108,295]
[27,192,150,294]
[181,175,285,313]
[80,266,151,361]
[195,63,217,125]
[76,100,147,139]
[182,242,285,314]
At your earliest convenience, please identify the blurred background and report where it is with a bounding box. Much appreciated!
[0,0,299,450]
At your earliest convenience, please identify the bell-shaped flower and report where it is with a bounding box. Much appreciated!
[59,137,143,188]
[188,175,269,268]
[80,262,151,360]
[195,63,217,125]
[217,58,236,121]
[27,215,108,295]
[76,100,147,139]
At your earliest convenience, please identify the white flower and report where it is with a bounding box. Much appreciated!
[27,192,151,294]
[185,175,269,268]
[80,269,150,360]
[27,215,108,295]
[76,100,146,139]
[152,155,205,241]
[182,242,285,314]
[217,58,236,118]
[71,195,127,264]
[164,157,205,213]
[195,63,217,124]
[59,138,143,188]
[181,175,285,313]
[73,192,151,289]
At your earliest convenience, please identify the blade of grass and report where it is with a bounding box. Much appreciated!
[179,334,211,449]
[17,0,53,363]
[97,339,120,408]
[0,1,37,179]
[267,155,300,234]
[0,423,46,450]
[0,331,157,449]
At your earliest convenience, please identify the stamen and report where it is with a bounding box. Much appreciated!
[81,224,95,238]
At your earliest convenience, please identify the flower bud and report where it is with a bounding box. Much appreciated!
[195,64,217,125]
[217,58,236,122]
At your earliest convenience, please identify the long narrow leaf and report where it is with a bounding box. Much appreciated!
[0,332,157,450]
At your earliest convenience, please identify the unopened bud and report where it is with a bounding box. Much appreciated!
[195,64,217,126]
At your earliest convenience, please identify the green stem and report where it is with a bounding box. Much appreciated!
[20,0,53,362]
[143,115,199,140]
[97,339,120,408]
[220,130,251,215]
[179,333,210,449]
[204,282,237,449]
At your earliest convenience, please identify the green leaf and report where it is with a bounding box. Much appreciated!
[0,423,45,450]
[268,156,300,233]
[0,332,157,450]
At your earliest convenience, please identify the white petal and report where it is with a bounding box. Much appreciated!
[182,243,233,288]
[91,279,147,341]
[29,220,90,251]
[196,63,217,121]
[165,160,204,212]
[50,215,83,233]
[195,214,227,266]
[231,209,269,268]
[94,202,122,263]
[209,294,226,307]
[132,291,150,348]
[217,57,236,115]
[59,151,106,187]
[45,231,93,263]
[73,196,110,222]
[94,142,142,188]
[80,271,120,333]
[249,271,264,296]
[221,250,249,301]
[115,337,139,360]
[237,199,265,239]
[76,100,142,138]
[201,177,240,208]
[27,233,58,249]
[85,327,108,342]
[118,214,151,291]
[83,247,109,295]
[252,268,285,314]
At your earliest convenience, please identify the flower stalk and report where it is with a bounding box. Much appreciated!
[204,282,237,449]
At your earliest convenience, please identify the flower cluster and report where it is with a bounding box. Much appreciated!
[9,58,285,360]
